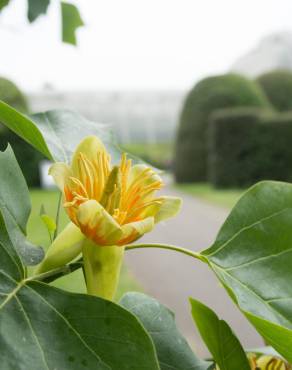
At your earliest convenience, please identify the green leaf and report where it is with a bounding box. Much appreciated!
[205,180,292,252]
[40,214,56,234]
[40,206,56,242]
[61,2,84,45]
[0,146,43,265]
[0,216,160,370]
[0,100,140,165]
[0,101,52,159]
[120,292,213,370]
[190,298,250,370]
[27,0,50,23]
[30,109,125,163]
[202,181,292,362]
[39,205,56,236]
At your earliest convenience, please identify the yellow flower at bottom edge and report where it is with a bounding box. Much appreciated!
[246,353,290,370]
[216,355,290,370]
[50,135,181,246]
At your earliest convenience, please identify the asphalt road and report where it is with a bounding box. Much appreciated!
[125,187,263,357]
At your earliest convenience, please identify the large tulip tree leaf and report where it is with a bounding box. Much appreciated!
[0,101,52,159]
[0,100,141,165]
[0,146,43,265]
[0,212,160,370]
[201,181,292,362]
[31,109,124,163]
[120,292,213,370]
[206,181,292,251]
[190,298,250,370]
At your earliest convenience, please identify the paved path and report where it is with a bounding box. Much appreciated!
[125,187,263,357]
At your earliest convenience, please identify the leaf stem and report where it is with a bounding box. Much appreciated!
[29,259,83,284]
[53,191,62,240]
[29,244,206,284]
[125,243,207,263]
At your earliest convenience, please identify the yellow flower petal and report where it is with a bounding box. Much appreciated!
[138,202,162,219]
[49,136,181,250]
[127,164,162,188]
[71,136,108,177]
[49,162,72,191]
[257,355,287,370]
[76,199,123,246]
[154,196,182,223]
[117,217,154,245]
[256,356,286,369]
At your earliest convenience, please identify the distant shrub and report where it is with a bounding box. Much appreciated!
[0,77,43,187]
[0,77,28,112]
[174,74,271,183]
[208,108,264,187]
[257,69,292,111]
[209,107,292,188]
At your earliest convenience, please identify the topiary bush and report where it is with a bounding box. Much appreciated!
[208,107,265,188]
[0,77,43,187]
[208,107,292,187]
[174,73,271,183]
[0,77,28,112]
[257,69,292,112]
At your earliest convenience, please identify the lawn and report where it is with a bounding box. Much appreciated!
[28,190,142,301]
[175,183,244,208]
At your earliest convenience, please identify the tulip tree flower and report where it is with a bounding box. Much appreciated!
[243,354,289,370]
[37,136,181,299]
[215,354,290,369]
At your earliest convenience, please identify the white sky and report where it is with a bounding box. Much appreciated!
[0,0,292,92]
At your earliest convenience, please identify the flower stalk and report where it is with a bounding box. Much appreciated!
[125,243,207,263]
[82,241,124,299]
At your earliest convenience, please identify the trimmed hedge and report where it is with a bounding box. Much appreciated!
[257,70,292,112]
[0,77,43,187]
[208,108,292,188]
[174,74,270,183]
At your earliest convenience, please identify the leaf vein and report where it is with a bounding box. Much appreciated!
[212,263,292,328]
[0,272,22,310]
[224,247,292,272]
[25,284,111,369]
[15,295,50,370]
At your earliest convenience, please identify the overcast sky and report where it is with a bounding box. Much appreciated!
[0,0,292,92]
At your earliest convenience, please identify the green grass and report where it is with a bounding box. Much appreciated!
[175,183,243,209]
[28,190,142,301]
